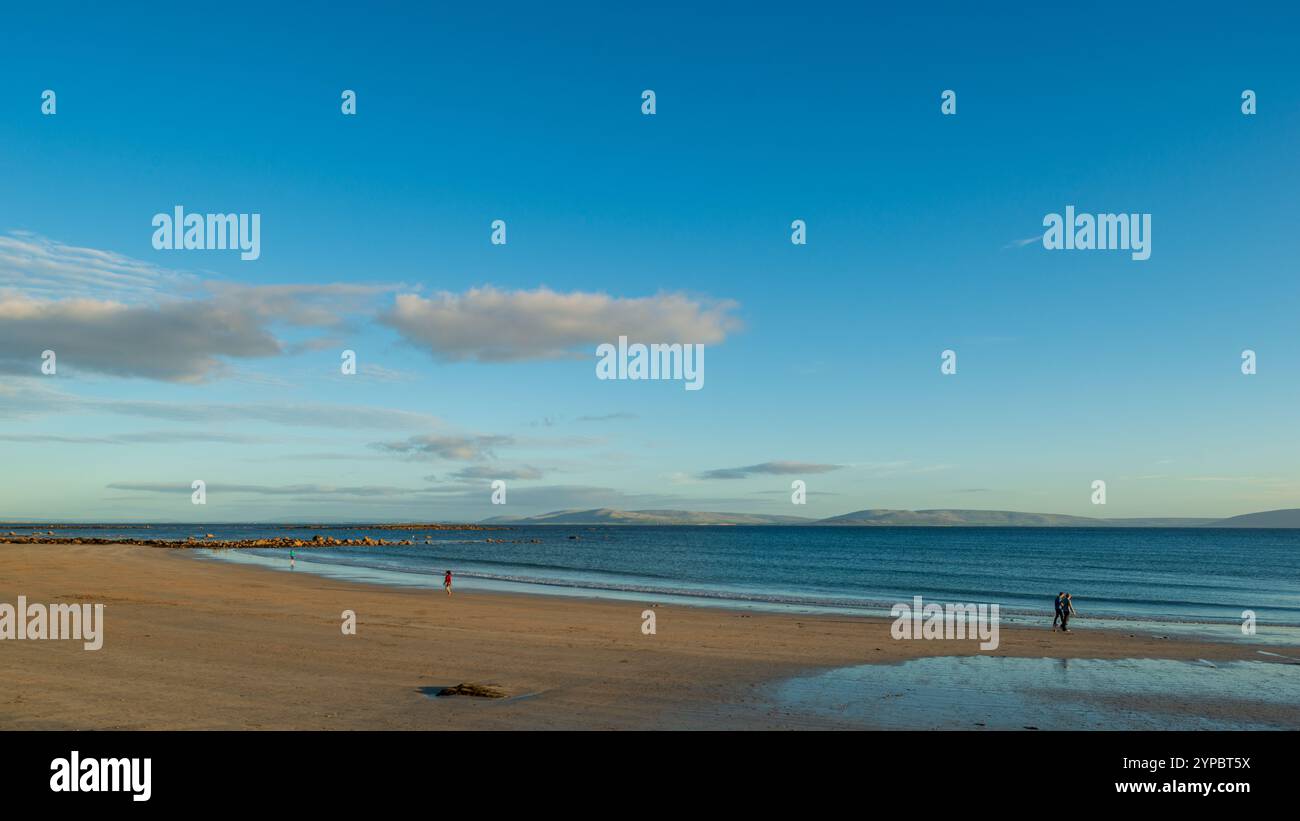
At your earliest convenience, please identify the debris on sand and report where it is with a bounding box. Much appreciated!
[436,683,507,699]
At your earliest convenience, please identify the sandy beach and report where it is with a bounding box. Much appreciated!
[0,542,1292,730]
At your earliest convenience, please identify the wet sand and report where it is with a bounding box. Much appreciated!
[0,542,1287,730]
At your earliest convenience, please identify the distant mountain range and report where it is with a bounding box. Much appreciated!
[481,508,813,526]
[1209,509,1300,528]
[481,507,1300,527]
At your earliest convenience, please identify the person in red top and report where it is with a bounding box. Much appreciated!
[443,570,453,597]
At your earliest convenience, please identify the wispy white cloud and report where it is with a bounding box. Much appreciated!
[576,412,638,422]
[699,461,844,480]
[0,431,270,445]
[1002,234,1043,249]
[0,231,198,302]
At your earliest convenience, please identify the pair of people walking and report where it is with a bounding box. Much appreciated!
[1053,592,1076,632]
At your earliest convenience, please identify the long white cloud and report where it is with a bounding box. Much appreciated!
[382,286,740,362]
[371,433,513,461]
[2,233,742,380]
[0,292,280,381]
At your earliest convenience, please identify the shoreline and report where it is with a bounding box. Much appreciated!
[194,545,1300,644]
[0,533,506,548]
[1,542,1293,730]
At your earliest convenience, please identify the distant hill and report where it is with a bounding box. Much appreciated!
[480,508,816,526]
[816,509,1217,527]
[1205,508,1300,528]
[815,509,1105,527]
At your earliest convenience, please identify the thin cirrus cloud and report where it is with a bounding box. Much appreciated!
[0,230,196,301]
[381,286,741,362]
[107,482,433,498]
[1003,234,1043,249]
[448,465,545,481]
[0,380,444,430]
[371,433,514,461]
[698,461,845,480]
[0,431,269,445]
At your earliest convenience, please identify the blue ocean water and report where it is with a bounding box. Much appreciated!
[11,523,1300,638]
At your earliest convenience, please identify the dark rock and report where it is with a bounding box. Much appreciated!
[436,683,507,699]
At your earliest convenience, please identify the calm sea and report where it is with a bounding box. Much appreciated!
[13,523,1300,638]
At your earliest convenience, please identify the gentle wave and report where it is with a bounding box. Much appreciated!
[240,550,1291,627]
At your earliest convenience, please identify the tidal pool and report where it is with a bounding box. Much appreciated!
[769,656,1300,730]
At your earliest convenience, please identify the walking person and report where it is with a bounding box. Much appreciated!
[443,570,453,597]
[289,548,295,570]
[1052,592,1065,631]
[1060,593,1077,632]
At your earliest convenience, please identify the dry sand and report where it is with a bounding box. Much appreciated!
[0,542,1287,729]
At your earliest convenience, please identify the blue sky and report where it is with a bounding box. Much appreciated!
[1,1,1298,521]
